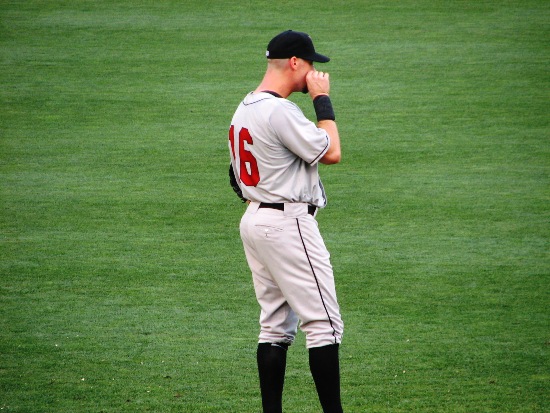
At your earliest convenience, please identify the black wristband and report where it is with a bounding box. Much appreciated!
[313,94,336,121]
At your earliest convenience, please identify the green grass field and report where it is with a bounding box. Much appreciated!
[1,1,548,412]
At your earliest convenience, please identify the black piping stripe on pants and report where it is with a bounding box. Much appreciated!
[295,218,338,344]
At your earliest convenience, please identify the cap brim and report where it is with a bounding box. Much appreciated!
[310,52,330,63]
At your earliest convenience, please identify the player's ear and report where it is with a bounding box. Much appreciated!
[289,56,299,70]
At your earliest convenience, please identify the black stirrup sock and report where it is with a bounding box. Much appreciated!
[309,344,343,413]
[257,343,289,413]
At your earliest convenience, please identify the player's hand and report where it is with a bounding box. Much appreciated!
[306,70,330,100]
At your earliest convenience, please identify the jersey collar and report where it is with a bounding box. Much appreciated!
[261,90,283,98]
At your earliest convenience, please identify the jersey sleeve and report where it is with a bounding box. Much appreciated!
[269,100,330,165]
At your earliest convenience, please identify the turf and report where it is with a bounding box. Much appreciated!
[1,1,548,412]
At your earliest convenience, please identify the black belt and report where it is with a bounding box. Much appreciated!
[259,203,316,216]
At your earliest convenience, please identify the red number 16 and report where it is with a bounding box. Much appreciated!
[229,125,260,187]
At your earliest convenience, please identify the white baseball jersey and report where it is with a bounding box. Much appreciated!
[229,92,330,207]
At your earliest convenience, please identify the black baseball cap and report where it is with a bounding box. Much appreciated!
[266,30,330,63]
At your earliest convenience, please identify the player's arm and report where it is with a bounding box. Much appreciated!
[306,70,341,165]
[318,119,340,165]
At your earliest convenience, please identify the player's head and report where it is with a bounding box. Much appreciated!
[266,30,330,63]
[265,31,329,94]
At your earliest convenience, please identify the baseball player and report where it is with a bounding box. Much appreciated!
[228,30,344,413]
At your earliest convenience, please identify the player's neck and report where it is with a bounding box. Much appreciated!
[254,84,290,98]
[254,72,294,98]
